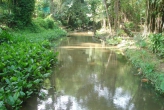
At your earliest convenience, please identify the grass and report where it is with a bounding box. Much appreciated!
[125,34,164,94]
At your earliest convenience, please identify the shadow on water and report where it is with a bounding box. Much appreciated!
[21,32,164,110]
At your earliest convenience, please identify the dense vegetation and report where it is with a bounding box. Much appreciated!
[0,24,66,110]
[0,1,67,109]
[0,0,164,109]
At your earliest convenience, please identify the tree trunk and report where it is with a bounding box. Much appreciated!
[102,19,106,29]
[114,0,120,30]
[146,0,163,33]
[50,0,54,15]
[158,1,164,33]
[103,0,112,33]
[142,0,149,36]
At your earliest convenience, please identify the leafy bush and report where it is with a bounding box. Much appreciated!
[116,29,125,36]
[107,36,122,45]
[33,17,48,29]
[149,33,163,53]
[149,33,164,58]
[45,17,56,29]
[124,22,135,30]
[0,29,12,44]
[135,35,147,48]
[30,17,57,32]
[12,0,35,28]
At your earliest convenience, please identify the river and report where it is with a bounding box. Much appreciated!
[21,32,164,110]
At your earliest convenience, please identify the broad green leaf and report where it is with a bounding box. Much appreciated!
[0,88,4,93]
[34,79,41,84]
[10,77,17,81]
[7,95,15,105]
[13,92,19,101]
[5,78,10,84]
[43,73,51,77]
[20,91,25,97]
[27,84,33,88]
[26,91,33,97]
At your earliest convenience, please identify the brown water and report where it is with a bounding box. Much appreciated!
[22,33,164,110]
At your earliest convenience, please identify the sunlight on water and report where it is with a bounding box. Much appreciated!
[113,87,134,110]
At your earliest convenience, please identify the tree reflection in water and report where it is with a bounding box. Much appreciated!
[21,34,164,110]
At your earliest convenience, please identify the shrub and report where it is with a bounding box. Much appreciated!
[30,17,57,32]
[107,36,122,45]
[116,29,125,36]
[149,33,164,58]
[44,17,55,29]
[0,29,12,44]
[12,0,35,28]
[135,35,147,48]
[124,22,135,30]
[33,17,48,29]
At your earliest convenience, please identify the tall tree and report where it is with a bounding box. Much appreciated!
[12,0,35,27]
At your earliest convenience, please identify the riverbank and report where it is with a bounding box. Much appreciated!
[95,31,164,94]
[0,27,67,109]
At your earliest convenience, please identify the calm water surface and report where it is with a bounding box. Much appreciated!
[22,33,164,110]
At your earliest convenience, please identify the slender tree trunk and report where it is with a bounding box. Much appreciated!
[158,1,164,33]
[93,18,96,36]
[161,11,164,32]
[114,0,120,30]
[143,0,151,36]
[103,0,112,33]
[102,19,106,29]
[50,0,54,15]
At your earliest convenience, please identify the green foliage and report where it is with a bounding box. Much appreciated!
[149,33,164,53]
[125,49,164,93]
[137,40,147,48]
[0,27,66,109]
[135,35,147,48]
[32,16,57,30]
[107,37,122,45]
[124,22,135,30]
[0,39,57,109]
[16,16,59,33]
[148,33,164,58]
[33,17,48,29]
[12,0,35,28]
[44,17,56,29]
[116,29,125,36]
[0,29,12,44]
[160,80,164,91]
[13,28,67,43]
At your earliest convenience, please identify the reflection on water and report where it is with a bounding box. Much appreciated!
[21,34,164,110]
